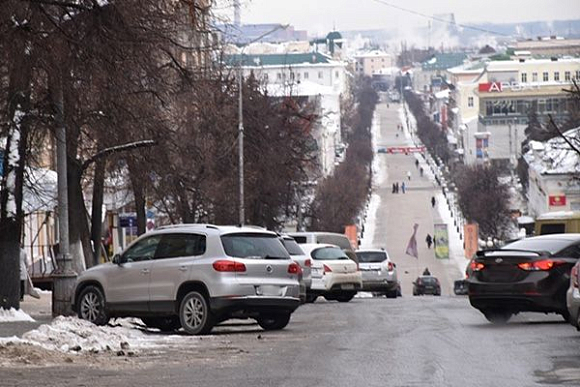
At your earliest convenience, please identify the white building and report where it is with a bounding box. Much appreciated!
[227,51,348,176]
[524,128,580,217]
[354,50,395,77]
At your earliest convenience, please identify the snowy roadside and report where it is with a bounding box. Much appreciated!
[0,308,35,323]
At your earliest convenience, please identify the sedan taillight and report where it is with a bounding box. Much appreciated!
[387,262,394,271]
[470,260,485,272]
[323,264,332,273]
[517,259,564,271]
[304,259,312,267]
[212,260,246,272]
[572,265,579,289]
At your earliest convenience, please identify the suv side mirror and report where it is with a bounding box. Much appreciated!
[112,254,122,265]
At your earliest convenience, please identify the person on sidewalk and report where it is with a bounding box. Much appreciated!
[425,234,433,249]
[395,182,399,193]
[420,167,424,177]
[415,159,419,168]
[20,247,27,301]
[431,196,436,208]
[407,171,411,181]
[401,181,406,194]
[423,267,431,276]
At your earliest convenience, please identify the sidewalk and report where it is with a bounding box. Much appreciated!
[0,292,52,338]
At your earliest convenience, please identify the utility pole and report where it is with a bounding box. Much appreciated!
[52,74,77,317]
[238,65,245,225]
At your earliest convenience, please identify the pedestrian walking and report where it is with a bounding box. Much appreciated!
[425,234,433,249]
[423,267,431,276]
[395,182,399,193]
[20,247,27,301]
[401,181,406,193]
[431,196,436,208]
[420,167,424,177]
[407,171,411,180]
[392,183,396,194]
[415,159,419,168]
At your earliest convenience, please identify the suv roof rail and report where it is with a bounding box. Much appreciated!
[156,223,219,231]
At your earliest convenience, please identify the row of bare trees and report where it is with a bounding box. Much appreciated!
[0,1,318,310]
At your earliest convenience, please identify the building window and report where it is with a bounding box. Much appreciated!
[304,72,309,79]
[565,71,571,81]
[290,72,295,81]
[554,72,560,81]
[318,71,323,79]
[543,72,549,82]
[521,73,527,83]
[575,70,580,80]
[468,97,474,107]
[532,72,538,82]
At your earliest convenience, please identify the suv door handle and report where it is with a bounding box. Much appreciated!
[141,268,150,274]
[178,266,187,272]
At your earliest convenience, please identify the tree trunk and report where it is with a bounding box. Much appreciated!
[67,158,89,273]
[90,158,106,266]
[128,158,147,235]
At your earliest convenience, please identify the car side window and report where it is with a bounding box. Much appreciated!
[155,233,207,260]
[559,244,580,259]
[122,235,162,263]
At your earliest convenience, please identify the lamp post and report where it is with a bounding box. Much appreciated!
[236,24,288,225]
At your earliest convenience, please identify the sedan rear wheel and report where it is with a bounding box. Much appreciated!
[179,291,214,335]
[257,312,291,330]
[483,309,512,324]
[78,285,109,326]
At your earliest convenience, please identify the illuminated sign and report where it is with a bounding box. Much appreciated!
[478,82,541,93]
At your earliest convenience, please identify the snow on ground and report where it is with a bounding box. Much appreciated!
[0,316,173,354]
[0,308,35,323]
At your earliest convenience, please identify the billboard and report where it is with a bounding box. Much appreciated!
[464,223,479,260]
[434,223,449,259]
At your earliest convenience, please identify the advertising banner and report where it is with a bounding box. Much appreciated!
[344,225,358,250]
[548,195,566,207]
[434,223,449,259]
[464,223,479,260]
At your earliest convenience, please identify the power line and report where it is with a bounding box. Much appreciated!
[369,0,510,37]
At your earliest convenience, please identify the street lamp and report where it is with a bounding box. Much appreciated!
[236,24,288,225]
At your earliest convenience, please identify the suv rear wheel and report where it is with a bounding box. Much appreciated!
[142,316,181,332]
[336,292,356,302]
[257,312,291,330]
[78,285,109,326]
[179,291,214,335]
[483,309,512,324]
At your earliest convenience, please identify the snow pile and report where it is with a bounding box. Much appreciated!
[0,308,35,322]
[0,316,156,354]
[525,127,580,175]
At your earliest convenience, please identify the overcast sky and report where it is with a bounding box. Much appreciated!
[215,0,580,36]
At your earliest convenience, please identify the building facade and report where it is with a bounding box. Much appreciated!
[354,50,395,77]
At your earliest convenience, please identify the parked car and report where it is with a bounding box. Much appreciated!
[72,224,301,335]
[453,279,468,295]
[287,231,359,263]
[535,211,580,235]
[355,248,399,298]
[467,234,580,324]
[566,259,580,330]
[300,243,362,303]
[280,235,312,303]
[413,276,441,296]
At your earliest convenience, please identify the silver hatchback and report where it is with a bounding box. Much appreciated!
[355,248,400,298]
[72,224,301,335]
[567,260,580,330]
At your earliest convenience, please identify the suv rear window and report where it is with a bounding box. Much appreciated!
[421,277,438,285]
[282,238,305,255]
[221,233,291,259]
[356,251,387,263]
[312,247,349,260]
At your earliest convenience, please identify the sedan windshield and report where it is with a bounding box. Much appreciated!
[312,247,349,260]
[356,251,387,263]
[221,233,291,259]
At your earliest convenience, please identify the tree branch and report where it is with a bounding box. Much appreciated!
[81,139,157,172]
[548,114,580,156]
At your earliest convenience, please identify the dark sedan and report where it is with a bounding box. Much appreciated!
[413,276,441,296]
[467,234,580,324]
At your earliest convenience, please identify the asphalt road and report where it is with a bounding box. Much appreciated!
[3,297,579,387]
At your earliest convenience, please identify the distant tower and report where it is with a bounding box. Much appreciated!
[234,0,241,27]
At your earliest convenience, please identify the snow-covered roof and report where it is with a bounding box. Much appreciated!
[266,80,337,97]
[524,127,580,175]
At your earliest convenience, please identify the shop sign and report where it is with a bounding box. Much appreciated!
[478,82,541,93]
[549,195,567,206]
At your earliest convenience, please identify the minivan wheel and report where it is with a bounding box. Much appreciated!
[142,316,181,332]
[257,312,291,330]
[483,309,512,324]
[78,285,109,326]
[179,291,214,335]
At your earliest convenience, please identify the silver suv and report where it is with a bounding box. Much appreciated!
[72,225,301,335]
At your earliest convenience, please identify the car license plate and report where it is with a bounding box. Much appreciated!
[256,285,283,296]
[341,284,354,290]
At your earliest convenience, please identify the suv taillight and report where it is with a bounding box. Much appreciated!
[387,262,394,271]
[572,265,579,288]
[517,259,564,271]
[323,264,332,273]
[212,260,246,272]
[305,259,312,267]
[288,262,301,274]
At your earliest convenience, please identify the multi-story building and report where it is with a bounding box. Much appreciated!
[354,50,395,77]
[509,36,580,57]
[413,52,468,93]
[524,128,580,217]
[226,52,348,176]
[474,57,580,166]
